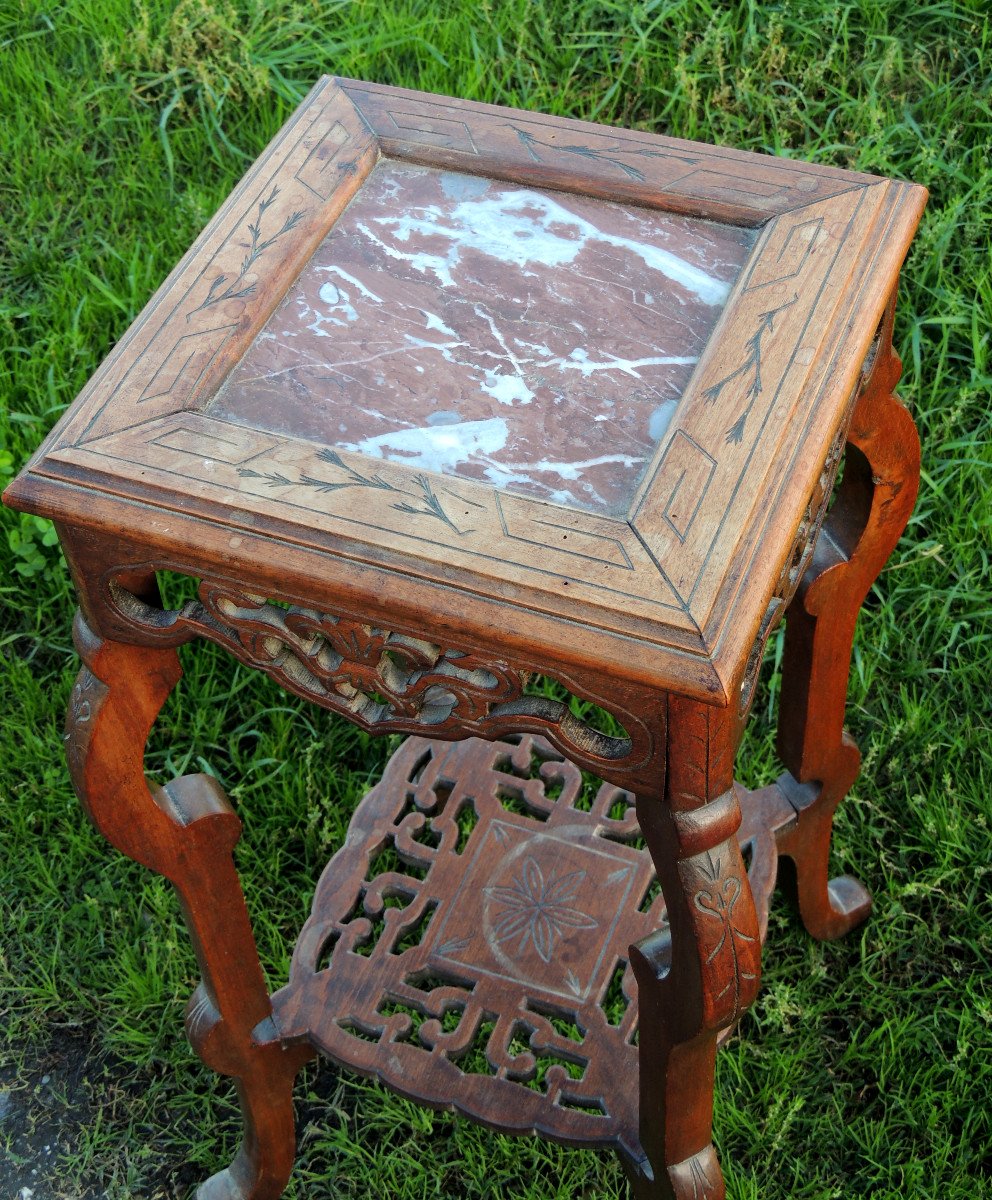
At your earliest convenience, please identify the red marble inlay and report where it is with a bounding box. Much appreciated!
[211,161,754,512]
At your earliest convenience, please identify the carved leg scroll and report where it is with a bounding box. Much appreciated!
[66,612,312,1199]
[627,698,761,1200]
[776,299,921,941]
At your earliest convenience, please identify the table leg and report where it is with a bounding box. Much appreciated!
[776,300,921,940]
[65,611,313,1200]
[627,697,761,1200]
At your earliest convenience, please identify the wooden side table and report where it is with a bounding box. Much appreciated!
[4,78,926,1200]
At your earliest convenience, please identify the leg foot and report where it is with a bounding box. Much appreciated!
[777,300,919,943]
[778,847,873,942]
[631,698,760,1199]
[624,1142,723,1200]
[66,612,313,1199]
[195,1064,305,1200]
[775,762,873,942]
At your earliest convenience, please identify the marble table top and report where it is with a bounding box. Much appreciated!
[211,161,755,514]
[8,76,925,701]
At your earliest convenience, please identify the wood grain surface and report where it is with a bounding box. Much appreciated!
[4,76,926,1200]
[4,76,927,703]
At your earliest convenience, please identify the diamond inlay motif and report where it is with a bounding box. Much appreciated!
[272,733,668,1160]
[434,821,641,1001]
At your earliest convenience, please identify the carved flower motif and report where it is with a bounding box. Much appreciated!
[485,858,597,963]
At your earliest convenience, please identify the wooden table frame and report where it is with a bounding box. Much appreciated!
[4,79,925,1200]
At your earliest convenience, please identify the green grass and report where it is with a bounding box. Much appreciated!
[1,1,990,1197]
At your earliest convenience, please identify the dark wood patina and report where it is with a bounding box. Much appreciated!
[4,78,925,1199]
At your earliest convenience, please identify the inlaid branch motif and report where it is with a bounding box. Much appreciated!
[303,448,399,493]
[391,474,464,532]
[692,850,757,1022]
[703,293,798,443]
[239,449,399,495]
[188,187,306,319]
[688,1156,716,1199]
[237,454,466,533]
[236,467,295,489]
[738,328,884,714]
[739,404,851,714]
[509,125,689,182]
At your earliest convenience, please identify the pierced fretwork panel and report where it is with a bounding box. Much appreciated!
[104,574,651,778]
[272,734,670,1162]
[738,409,851,714]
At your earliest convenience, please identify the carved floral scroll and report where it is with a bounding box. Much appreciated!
[102,572,654,781]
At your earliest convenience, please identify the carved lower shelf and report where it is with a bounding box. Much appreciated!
[271,734,799,1169]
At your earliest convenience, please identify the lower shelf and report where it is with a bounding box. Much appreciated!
[271,733,796,1166]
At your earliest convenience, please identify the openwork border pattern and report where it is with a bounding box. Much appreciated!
[104,574,644,773]
[270,734,789,1164]
[272,734,665,1163]
[736,320,887,715]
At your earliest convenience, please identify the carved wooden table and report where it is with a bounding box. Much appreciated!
[4,78,926,1200]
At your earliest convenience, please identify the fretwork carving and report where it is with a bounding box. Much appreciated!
[104,574,649,776]
[193,582,523,728]
[272,733,786,1172]
[739,403,851,713]
[272,734,664,1166]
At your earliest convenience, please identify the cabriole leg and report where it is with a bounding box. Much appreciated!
[65,611,313,1200]
[776,296,921,941]
[625,697,762,1200]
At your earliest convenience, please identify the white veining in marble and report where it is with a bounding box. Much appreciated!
[562,348,699,378]
[213,161,755,513]
[342,417,510,474]
[367,190,732,304]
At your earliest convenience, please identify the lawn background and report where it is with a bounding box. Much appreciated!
[1,2,990,1198]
